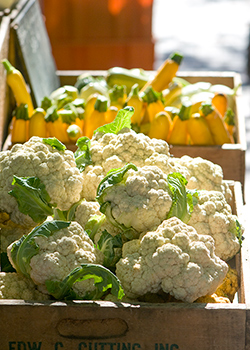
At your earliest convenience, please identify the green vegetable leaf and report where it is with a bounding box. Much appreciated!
[96,163,138,205]
[94,106,134,135]
[97,230,122,268]
[9,176,54,223]
[10,220,70,277]
[45,263,125,300]
[43,137,66,151]
[235,219,244,246]
[166,172,199,223]
[74,136,93,172]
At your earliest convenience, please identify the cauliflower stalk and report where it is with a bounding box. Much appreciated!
[116,217,228,303]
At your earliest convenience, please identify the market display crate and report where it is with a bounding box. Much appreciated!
[0,181,249,350]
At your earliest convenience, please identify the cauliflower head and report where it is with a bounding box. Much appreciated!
[0,137,84,226]
[188,190,241,261]
[81,128,188,200]
[0,272,50,300]
[116,217,228,303]
[7,220,104,296]
[97,164,173,233]
[173,156,232,202]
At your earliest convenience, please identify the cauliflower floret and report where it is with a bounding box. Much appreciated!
[0,137,84,226]
[81,128,173,200]
[0,272,50,300]
[74,200,101,227]
[100,165,173,233]
[188,190,241,261]
[116,217,228,303]
[173,155,232,202]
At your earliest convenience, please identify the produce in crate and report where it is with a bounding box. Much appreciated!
[2,53,239,147]
[0,55,243,303]
[0,108,243,303]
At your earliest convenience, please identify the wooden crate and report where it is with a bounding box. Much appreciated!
[0,181,249,350]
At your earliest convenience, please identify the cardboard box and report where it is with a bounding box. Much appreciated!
[0,181,249,350]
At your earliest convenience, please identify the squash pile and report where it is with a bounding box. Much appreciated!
[2,53,238,146]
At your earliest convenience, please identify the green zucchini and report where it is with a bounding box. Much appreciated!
[106,67,151,92]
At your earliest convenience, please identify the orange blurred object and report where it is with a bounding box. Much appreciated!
[108,0,128,15]
[137,0,153,7]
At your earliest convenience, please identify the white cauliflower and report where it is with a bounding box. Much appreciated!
[7,220,104,296]
[0,137,84,226]
[81,128,188,200]
[116,217,228,303]
[0,272,50,300]
[188,190,241,261]
[97,164,173,233]
[173,155,232,202]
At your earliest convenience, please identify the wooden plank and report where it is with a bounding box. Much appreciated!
[0,300,246,350]
[10,0,60,107]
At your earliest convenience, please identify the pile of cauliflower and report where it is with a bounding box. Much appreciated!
[0,129,243,303]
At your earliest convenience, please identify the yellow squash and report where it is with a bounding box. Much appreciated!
[200,102,234,145]
[2,59,34,117]
[168,101,191,145]
[187,112,214,145]
[211,92,228,118]
[124,83,144,125]
[29,107,47,138]
[141,86,165,124]
[105,106,118,124]
[148,111,172,141]
[140,52,183,93]
[84,95,109,138]
[11,103,29,144]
